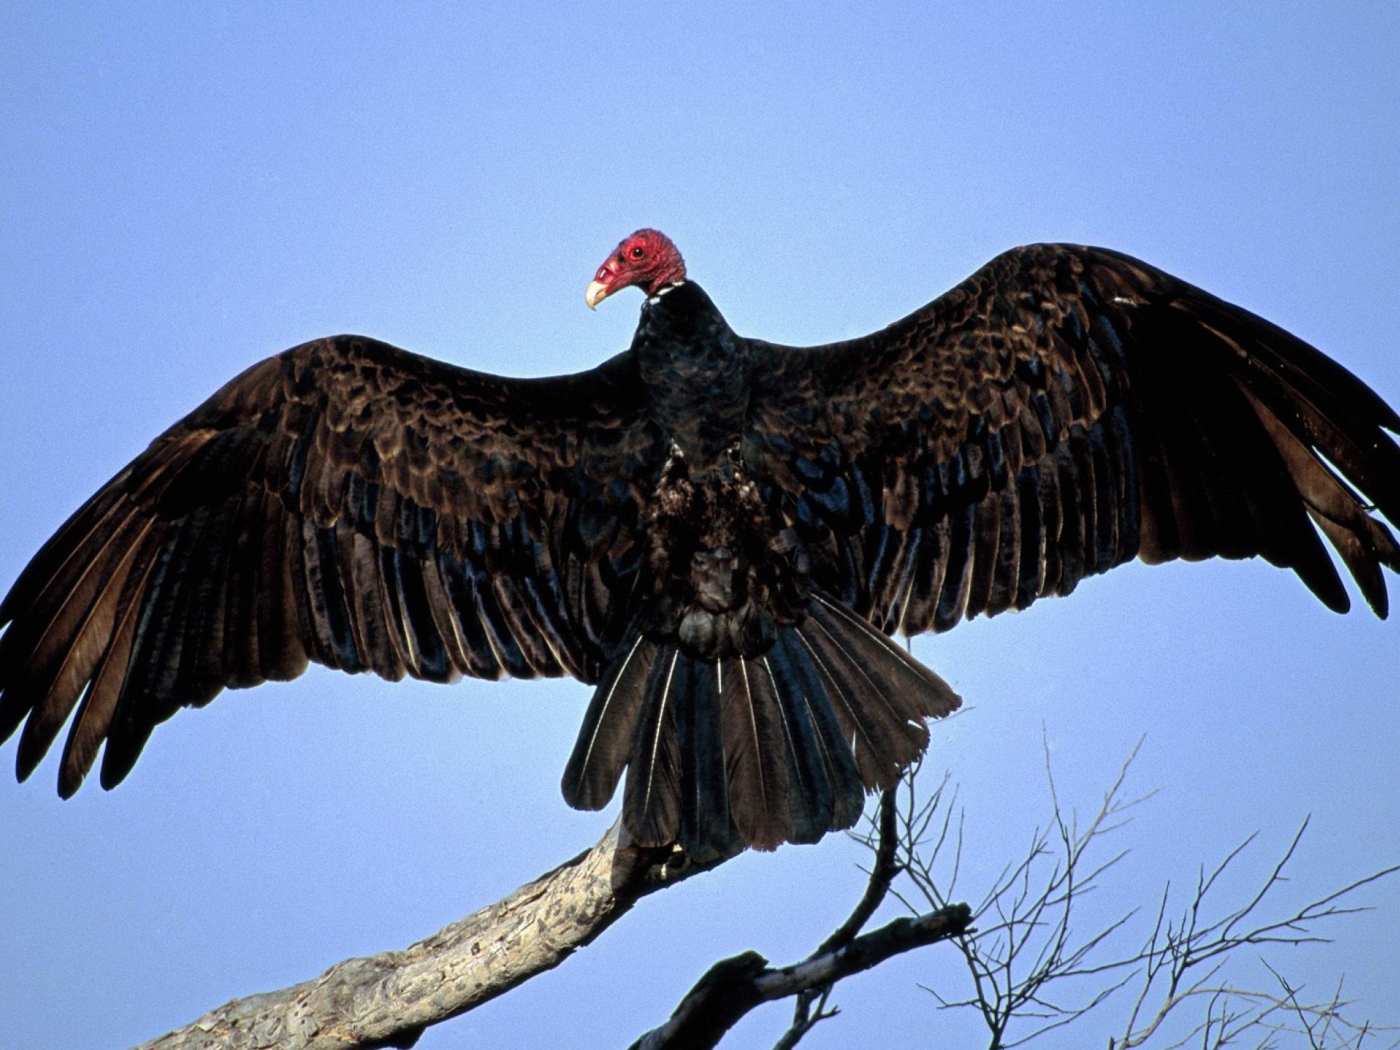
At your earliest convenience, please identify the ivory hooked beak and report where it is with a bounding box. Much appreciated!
[585,280,610,310]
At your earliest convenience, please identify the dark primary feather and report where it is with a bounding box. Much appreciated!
[3,240,1398,859]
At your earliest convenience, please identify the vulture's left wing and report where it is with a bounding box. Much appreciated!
[0,336,665,794]
[744,244,1400,634]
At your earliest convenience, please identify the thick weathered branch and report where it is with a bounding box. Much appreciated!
[629,903,973,1050]
[135,821,721,1050]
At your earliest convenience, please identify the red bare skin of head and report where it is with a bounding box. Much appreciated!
[585,229,687,309]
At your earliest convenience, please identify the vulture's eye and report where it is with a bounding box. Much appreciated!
[630,246,645,259]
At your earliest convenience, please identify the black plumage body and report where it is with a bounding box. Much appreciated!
[634,282,752,465]
[630,282,804,661]
[571,279,953,853]
[3,240,1399,857]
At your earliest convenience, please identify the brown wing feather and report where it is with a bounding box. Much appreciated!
[745,244,1400,631]
[0,335,664,793]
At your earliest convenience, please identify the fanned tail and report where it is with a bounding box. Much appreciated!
[561,595,960,856]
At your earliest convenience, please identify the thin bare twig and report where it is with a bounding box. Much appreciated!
[873,744,1397,1050]
[776,789,905,1048]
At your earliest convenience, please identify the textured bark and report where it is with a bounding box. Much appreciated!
[133,821,712,1050]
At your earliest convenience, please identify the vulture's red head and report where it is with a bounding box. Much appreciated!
[586,229,687,309]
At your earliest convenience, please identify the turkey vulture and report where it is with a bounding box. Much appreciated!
[2,229,1398,857]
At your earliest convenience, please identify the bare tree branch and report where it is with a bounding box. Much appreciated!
[129,746,1398,1050]
[818,789,903,955]
[875,745,1398,1050]
[775,789,905,1048]
[628,902,973,1050]
[908,741,1149,1047]
[769,988,838,1050]
[628,788,973,1050]
[134,821,723,1050]
[1106,820,1400,1050]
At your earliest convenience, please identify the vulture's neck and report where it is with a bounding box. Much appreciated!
[633,281,752,467]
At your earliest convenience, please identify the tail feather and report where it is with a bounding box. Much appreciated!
[720,659,792,850]
[560,632,658,810]
[797,608,923,789]
[806,592,959,783]
[674,659,739,859]
[621,648,683,847]
[765,631,865,834]
[756,642,841,842]
[563,596,962,855]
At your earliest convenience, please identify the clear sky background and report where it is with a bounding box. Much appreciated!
[2,4,1398,1048]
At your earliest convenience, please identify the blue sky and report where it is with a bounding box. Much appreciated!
[2,4,1398,1048]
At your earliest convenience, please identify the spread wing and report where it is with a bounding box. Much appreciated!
[745,244,1400,634]
[0,336,665,794]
